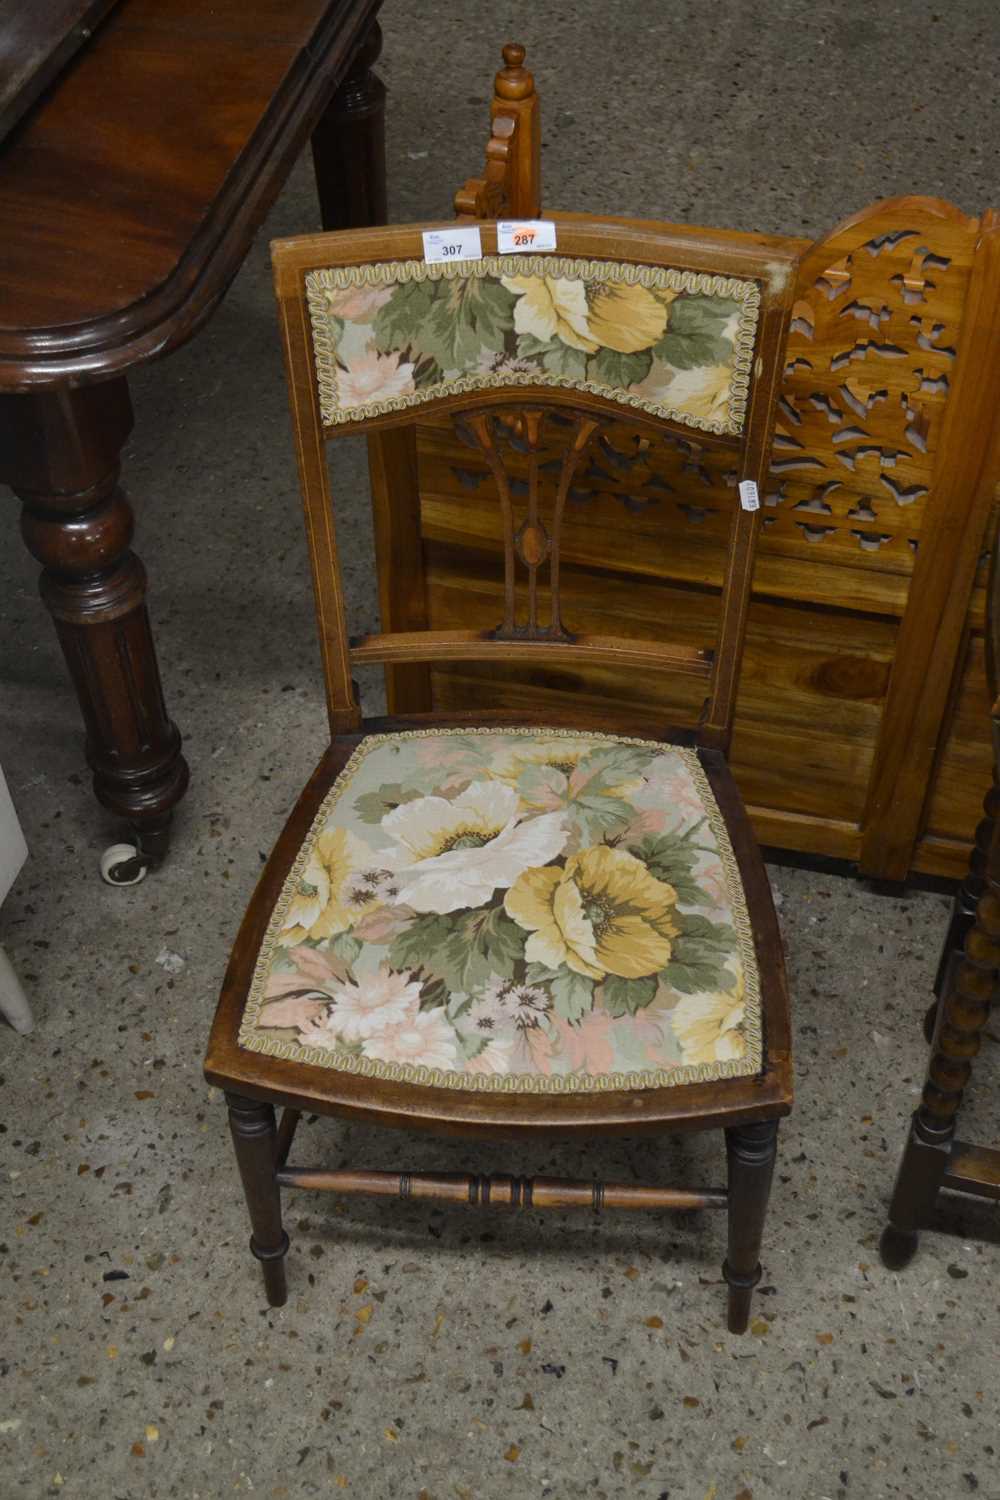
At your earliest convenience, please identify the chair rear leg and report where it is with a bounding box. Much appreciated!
[226,1093,290,1306]
[723,1119,778,1334]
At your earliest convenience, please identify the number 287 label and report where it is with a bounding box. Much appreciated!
[497,220,558,253]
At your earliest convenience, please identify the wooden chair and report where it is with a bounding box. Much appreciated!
[204,72,798,1335]
[881,540,1000,1267]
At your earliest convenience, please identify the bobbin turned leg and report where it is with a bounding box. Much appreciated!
[226,1094,289,1306]
[723,1120,778,1334]
[1,380,189,881]
[881,839,1000,1269]
[925,777,998,1043]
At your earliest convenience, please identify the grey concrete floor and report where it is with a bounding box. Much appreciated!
[3,2,1000,1497]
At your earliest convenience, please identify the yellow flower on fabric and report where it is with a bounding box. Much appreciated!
[486,737,641,812]
[670,971,746,1065]
[488,736,596,787]
[585,282,668,353]
[501,275,598,352]
[663,362,733,423]
[281,828,376,944]
[505,845,681,980]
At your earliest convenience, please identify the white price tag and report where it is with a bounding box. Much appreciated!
[497,220,558,254]
[739,480,760,512]
[422,226,483,264]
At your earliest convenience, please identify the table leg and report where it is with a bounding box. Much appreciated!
[310,18,386,232]
[2,379,189,881]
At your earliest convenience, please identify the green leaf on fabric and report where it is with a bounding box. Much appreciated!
[660,911,737,994]
[526,963,594,1022]
[636,827,712,906]
[588,347,652,389]
[602,973,658,1017]
[514,331,590,380]
[577,745,650,791]
[419,976,450,1011]
[390,902,526,993]
[415,278,517,371]
[353,783,421,824]
[569,793,635,844]
[675,911,736,952]
[660,957,728,994]
[328,932,362,965]
[371,280,438,354]
[388,913,455,977]
[654,294,736,371]
[412,356,444,389]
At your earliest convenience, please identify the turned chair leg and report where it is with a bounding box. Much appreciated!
[226,1093,290,1306]
[723,1120,778,1334]
[881,827,1000,1271]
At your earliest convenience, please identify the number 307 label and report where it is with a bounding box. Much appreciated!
[422,226,483,264]
[497,220,558,253]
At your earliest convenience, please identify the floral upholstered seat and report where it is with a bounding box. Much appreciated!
[239,728,761,1094]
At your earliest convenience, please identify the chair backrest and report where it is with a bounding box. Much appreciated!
[271,217,798,750]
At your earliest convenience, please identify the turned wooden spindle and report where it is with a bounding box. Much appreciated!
[930,776,999,1032]
[227,1094,289,1307]
[454,40,541,220]
[276,1166,728,1212]
[881,819,1000,1268]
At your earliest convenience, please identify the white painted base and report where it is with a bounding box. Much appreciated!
[0,946,34,1034]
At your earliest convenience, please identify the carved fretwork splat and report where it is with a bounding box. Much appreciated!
[455,405,600,641]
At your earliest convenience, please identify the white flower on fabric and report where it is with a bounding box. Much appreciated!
[326,965,423,1043]
[337,348,415,407]
[296,1013,344,1051]
[467,974,551,1034]
[381,781,568,914]
[361,1007,458,1070]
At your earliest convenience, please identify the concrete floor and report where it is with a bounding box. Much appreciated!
[3,2,1000,1496]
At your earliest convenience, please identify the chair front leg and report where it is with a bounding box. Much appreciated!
[723,1119,778,1334]
[226,1093,290,1307]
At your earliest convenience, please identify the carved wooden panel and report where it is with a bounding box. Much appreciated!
[454,405,600,641]
[409,200,1000,879]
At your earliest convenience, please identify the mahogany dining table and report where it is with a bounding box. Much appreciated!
[0,0,386,881]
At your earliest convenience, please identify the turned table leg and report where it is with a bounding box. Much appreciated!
[311,18,386,233]
[1,380,189,881]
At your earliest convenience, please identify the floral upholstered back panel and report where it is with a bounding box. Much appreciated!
[306,256,761,435]
[240,729,762,1093]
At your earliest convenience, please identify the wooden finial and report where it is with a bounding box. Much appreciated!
[495,41,533,101]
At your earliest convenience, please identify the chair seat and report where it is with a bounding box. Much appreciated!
[233,726,768,1097]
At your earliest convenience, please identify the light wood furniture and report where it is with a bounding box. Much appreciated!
[881,548,1000,1267]
[379,45,1000,884]
[205,209,797,1332]
[0,0,387,882]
